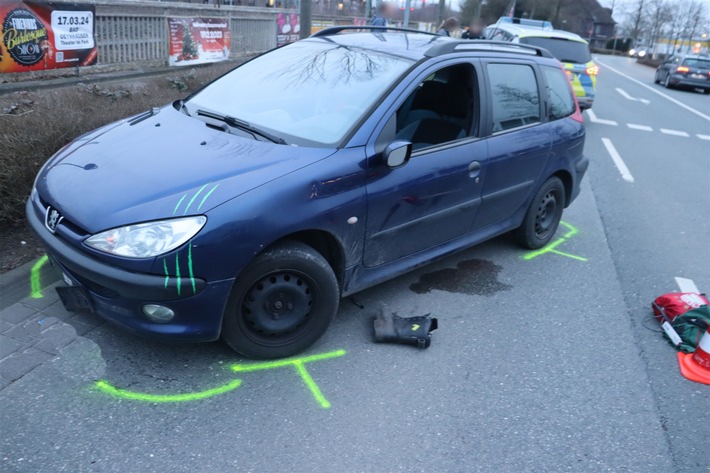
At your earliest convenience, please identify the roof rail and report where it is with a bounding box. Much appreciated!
[311,26,439,38]
[424,40,554,59]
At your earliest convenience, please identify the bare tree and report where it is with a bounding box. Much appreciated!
[648,0,673,53]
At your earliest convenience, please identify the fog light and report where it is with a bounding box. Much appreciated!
[142,304,175,323]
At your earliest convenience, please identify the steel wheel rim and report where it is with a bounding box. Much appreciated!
[240,270,316,345]
[534,189,559,238]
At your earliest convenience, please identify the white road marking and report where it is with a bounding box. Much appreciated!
[586,109,618,126]
[601,138,634,183]
[616,87,650,104]
[596,58,710,122]
[675,277,699,293]
[660,128,690,137]
[627,123,653,131]
[698,134,710,141]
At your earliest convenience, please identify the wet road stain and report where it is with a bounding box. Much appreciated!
[410,259,512,295]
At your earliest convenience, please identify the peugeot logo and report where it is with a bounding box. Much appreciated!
[45,206,64,233]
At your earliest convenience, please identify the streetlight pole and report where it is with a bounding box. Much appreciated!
[300,0,311,39]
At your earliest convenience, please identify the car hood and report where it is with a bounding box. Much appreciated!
[36,105,336,234]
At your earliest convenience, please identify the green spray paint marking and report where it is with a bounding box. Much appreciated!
[173,193,187,215]
[183,184,209,215]
[197,184,220,211]
[188,243,196,295]
[522,221,588,262]
[231,349,347,409]
[163,259,170,288]
[93,349,347,407]
[175,253,181,296]
[94,379,242,403]
[30,255,49,299]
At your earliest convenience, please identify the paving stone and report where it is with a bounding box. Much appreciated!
[0,348,54,381]
[65,318,100,336]
[0,320,13,334]
[34,324,77,356]
[0,304,38,325]
[38,300,75,321]
[21,289,60,310]
[3,325,36,343]
[34,315,60,333]
[0,335,23,359]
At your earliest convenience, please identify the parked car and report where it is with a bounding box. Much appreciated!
[485,17,598,109]
[654,53,710,93]
[28,27,588,359]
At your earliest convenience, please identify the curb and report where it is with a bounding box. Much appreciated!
[0,256,60,311]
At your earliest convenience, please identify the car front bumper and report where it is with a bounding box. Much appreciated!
[26,197,233,342]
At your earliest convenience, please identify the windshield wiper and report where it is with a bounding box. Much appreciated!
[196,109,287,145]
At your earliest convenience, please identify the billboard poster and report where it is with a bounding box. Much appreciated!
[0,1,97,73]
[168,17,231,66]
[276,12,299,47]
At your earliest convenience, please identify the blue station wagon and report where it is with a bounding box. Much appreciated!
[28,27,588,358]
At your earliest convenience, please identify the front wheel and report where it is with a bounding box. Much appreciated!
[513,177,566,249]
[654,71,661,84]
[222,241,339,359]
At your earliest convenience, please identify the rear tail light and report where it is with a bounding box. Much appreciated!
[676,66,690,73]
[561,66,584,124]
[585,65,599,76]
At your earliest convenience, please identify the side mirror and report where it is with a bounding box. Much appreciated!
[384,140,412,169]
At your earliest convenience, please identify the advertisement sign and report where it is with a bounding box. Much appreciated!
[0,1,96,73]
[276,12,299,47]
[168,17,231,66]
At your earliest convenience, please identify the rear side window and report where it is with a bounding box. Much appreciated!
[519,37,591,64]
[542,66,575,120]
[487,63,540,132]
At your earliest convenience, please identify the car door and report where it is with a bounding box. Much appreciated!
[472,60,551,230]
[363,60,488,267]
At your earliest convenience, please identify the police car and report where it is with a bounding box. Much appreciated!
[486,18,598,109]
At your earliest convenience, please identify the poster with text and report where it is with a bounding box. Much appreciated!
[276,12,299,47]
[168,17,231,66]
[0,1,96,73]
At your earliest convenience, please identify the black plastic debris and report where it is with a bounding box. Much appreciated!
[373,304,438,349]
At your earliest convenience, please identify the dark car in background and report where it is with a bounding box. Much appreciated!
[654,53,710,93]
[28,28,587,359]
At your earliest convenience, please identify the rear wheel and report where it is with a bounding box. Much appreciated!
[222,241,339,359]
[513,177,566,249]
[664,74,673,89]
[654,71,661,84]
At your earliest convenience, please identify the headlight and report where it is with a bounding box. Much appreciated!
[85,216,207,258]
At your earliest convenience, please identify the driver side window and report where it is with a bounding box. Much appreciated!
[392,63,477,151]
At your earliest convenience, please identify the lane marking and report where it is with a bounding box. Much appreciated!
[660,128,690,137]
[697,134,710,141]
[596,58,710,122]
[586,109,618,126]
[675,277,699,293]
[602,137,634,183]
[627,123,653,131]
[616,87,650,104]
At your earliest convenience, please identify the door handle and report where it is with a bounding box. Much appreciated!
[468,161,481,179]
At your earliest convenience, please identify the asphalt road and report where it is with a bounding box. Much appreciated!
[1,56,708,473]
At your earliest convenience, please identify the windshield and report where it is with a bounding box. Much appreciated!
[186,40,414,147]
[519,37,591,64]
[683,58,710,69]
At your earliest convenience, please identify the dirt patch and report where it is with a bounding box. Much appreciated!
[0,223,45,273]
